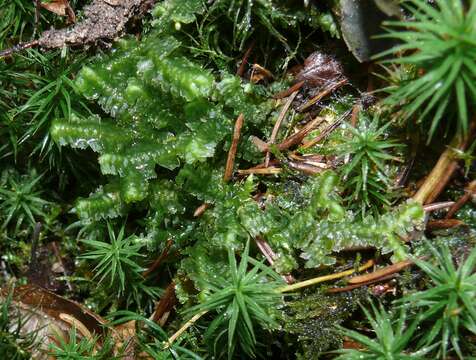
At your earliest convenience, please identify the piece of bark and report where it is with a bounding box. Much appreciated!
[38,0,155,49]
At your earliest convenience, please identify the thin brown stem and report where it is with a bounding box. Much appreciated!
[327,274,396,293]
[426,219,464,230]
[152,282,177,325]
[224,113,244,182]
[236,41,255,77]
[445,180,476,219]
[193,203,210,217]
[143,239,173,278]
[0,40,39,58]
[255,237,295,284]
[423,201,455,212]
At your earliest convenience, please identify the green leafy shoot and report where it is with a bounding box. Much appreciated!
[377,0,476,140]
[80,222,145,296]
[0,287,38,360]
[334,116,403,215]
[451,139,476,177]
[185,241,283,359]
[403,243,476,359]
[110,311,203,359]
[0,38,93,170]
[335,302,434,360]
[0,0,36,46]
[14,48,91,159]
[48,326,114,360]
[0,168,52,232]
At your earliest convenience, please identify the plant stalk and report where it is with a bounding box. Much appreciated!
[278,259,374,293]
[413,122,475,204]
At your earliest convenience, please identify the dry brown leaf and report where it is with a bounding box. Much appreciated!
[0,284,107,358]
[41,0,76,23]
[250,64,273,84]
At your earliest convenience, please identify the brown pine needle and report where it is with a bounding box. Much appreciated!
[297,78,347,112]
[238,167,282,175]
[347,259,414,285]
[224,113,244,182]
[273,80,305,99]
[301,109,351,149]
[265,91,298,167]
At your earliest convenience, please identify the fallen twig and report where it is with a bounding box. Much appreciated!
[236,41,255,77]
[238,167,282,175]
[0,40,39,58]
[152,282,177,326]
[286,160,328,175]
[193,203,210,217]
[423,201,455,212]
[252,116,324,153]
[224,113,244,182]
[426,219,464,230]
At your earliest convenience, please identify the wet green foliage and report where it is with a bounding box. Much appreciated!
[185,241,283,359]
[152,0,339,72]
[110,311,204,359]
[80,223,145,295]
[335,302,435,360]
[403,243,476,359]
[379,0,476,140]
[51,32,272,218]
[333,114,403,216]
[284,289,366,356]
[1,0,476,358]
[49,327,115,360]
[0,168,54,234]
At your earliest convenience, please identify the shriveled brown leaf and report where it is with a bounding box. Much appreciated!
[295,51,344,89]
[41,0,76,23]
[0,284,107,358]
